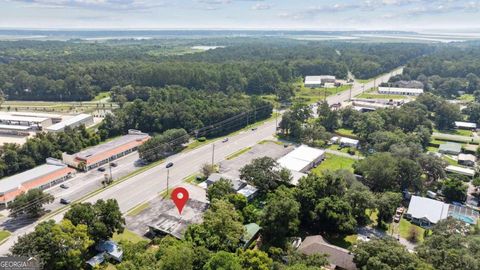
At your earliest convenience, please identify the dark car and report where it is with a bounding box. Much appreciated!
[98,167,106,172]
[166,162,174,168]
[110,162,118,167]
[60,198,71,204]
[60,184,69,189]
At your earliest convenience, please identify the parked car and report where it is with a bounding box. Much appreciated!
[60,198,71,205]
[60,184,69,189]
[393,215,401,223]
[251,127,257,131]
[98,167,106,172]
[222,138,229,143]
[110,162,118,167]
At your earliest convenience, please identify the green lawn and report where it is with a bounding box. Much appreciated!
[226,146,252,160]
[426,146,439,153]
[113,229,148,244]
[434,128,473,137]
[258,140,284,145]
[325,234,358,249]
[335,128,356,137]
[0,230,10,243]
[126,202,150,217]
[443,156,458,166]
[458,94,474,102]
[390,218,425,243]
[184,173,204,184]
[312,153,356,174]
[92,91,111,101]
[357,79,372,83]
[295,84,351,104]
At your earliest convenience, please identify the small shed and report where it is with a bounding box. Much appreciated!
[458,153,476,167]
[439,142,462,155]
[339,137,360,148]
[455,121,477,130]
[237,184,259,201]
[242,223,261,249]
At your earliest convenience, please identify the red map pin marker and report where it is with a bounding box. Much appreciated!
[171,187,189,214]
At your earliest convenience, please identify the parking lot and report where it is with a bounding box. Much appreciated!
[218,141,294,179]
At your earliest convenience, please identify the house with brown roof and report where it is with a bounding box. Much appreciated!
[298,235,357,270]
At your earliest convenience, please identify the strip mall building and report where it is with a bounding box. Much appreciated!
[62,129,150,171]
[0,158,75,207]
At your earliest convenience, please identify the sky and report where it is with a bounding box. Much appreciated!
[1,0,480,30]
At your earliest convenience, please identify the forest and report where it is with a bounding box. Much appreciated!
[0,39,431,101]
[401,45,480,98]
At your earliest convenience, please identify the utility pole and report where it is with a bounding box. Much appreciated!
[165,162,174,198]
[211,144,215,167]
[108,163,113,183]
[165,168,170,198]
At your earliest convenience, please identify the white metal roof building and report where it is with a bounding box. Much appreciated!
[445,165,475,177]
[46,114,94,132]
[405,196,449,227]
[10,112,63,124]
[0,113,52,128]
[454,121,477,129]
[277,145,325,174]
[378,87,424,96]
[304,75,336,87]
[339,137,359,148]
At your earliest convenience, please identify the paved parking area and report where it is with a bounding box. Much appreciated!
[126,183,207,238]
[219,141,294,179]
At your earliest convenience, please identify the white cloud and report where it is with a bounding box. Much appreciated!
[251,3,271,10]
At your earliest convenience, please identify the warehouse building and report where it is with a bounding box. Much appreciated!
[0,158,75,207]
[62,129,150,171]
[0,124,31,136]
[0,114,52,129]
[10,112,63,124]
[46,114,94,133]
[304,75,336,88]
[377,87,424,96]
[277,145,324,185]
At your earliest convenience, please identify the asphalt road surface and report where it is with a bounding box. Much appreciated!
[0,67,403,255]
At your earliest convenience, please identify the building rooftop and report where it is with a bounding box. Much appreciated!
[0,158,69,194]
[277,145,325,172]
[458,153,476,162]
[439,142,462,153]
[0,114,49,123]
[406,196,449,224]
[242,223,261,245]
[305,75,336,85]
[73,131,149,161]
[298,235,357,270]
[0,124,31,131]
[445,165,476,177]
[46,114,92,131]
[206,173,246,191]
[237,184,258,198]
[339,137,359,145]
[455,121,477,129]
[10,112,62,119]
[378,87,424,94]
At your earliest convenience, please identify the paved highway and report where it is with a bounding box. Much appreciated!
[0,67,403,254]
